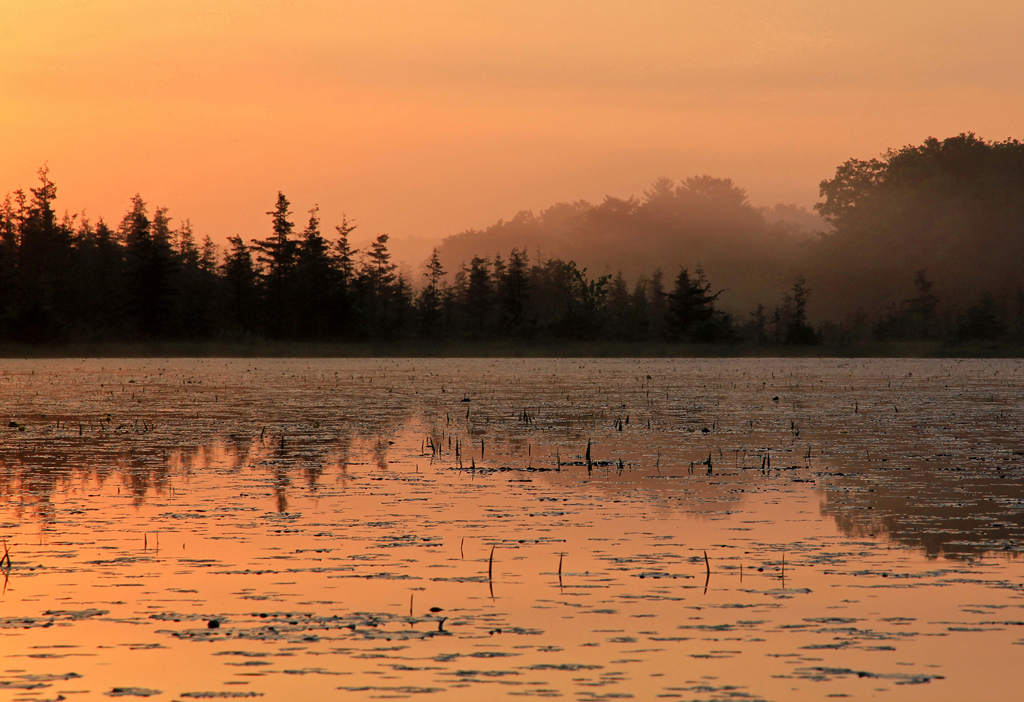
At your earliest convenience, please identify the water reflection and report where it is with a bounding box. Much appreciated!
[0,357,1022,559]
[820,463,1024,557]
[0,359,1023,700]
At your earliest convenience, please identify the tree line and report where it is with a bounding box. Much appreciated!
[0,173,751,344]
[3,132,1023,346]
[435,133,1024,344]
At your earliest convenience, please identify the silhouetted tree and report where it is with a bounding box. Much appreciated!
[0,193,21,335]
[628,276,651,340]
[294,206,336,339]
[644,269,666,340]
[418,247,446,338]
[463,256,493,338]
[175,220,218,337]
[496,248,530,336]
[221,235,259,336]
[122,196,177,338]
[607,272,632,340]
[543,261,609,339]
[438,175,798,316]
[3,148,1023,348]
[72,216,126,339]
[332,216,358,337]
[11,168,77,341]
[665,266,732,342]
[356,234,400,339]
[785,275,817,344]
[815,133,1024,318]
[252,192,297,338]
[393,273,416,338]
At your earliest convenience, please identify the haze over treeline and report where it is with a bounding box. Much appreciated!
[438,133,1024,336]
[436,177,819,316]
[0,133,1022,346]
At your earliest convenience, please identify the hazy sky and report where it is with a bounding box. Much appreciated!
[3,0,1023,262]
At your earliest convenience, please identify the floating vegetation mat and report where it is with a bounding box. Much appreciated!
[0,358,1022,700]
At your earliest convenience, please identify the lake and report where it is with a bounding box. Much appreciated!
[0,358,1022,701]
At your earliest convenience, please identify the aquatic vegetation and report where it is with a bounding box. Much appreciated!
[0,358,1022,700]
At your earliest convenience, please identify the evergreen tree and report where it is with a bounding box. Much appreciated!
[647,269,666,339]
[222,235,259,336]
[497,248,530,335]
[749,303,768,343]
[121,196,178,338]
[294,206,336,339]
[174,219,217,338]
[84,217,126,339]
[198,235,221,334]
[555,261,609,339]
[629,276,651,340]
[177,218,199,267]
[463,256,492,338]
[393,273,416,339]
[332,216,358,337]
[356,234,399,339]
[0,192,24,335]
[607,271,633,340]
[418,247,446,338]
[252,192,297,339]
[14,168,75,341]
[665,266,731,342]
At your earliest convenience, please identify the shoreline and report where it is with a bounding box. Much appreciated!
[0,340,1020,359]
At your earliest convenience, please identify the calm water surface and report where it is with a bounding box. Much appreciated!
[0,358,1023,701]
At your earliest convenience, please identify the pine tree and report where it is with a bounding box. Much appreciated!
[175,219,216,337]
[418,247,446,338]
[252,192,297,338]
[629,276,651,340]
[666,267,714,340]
[120,196,177,338]
[92,218,126,338]
[749,303,767,343]
[607,271,632,340]
[295,205,337,339]
[497,248,530,335]
[0,193,24,334]
[665,266,733,342]
[357,234,399,338]
[222,235,259,336]
[332,216,358,337]
[15,167,75,341]
[463,256,492,338]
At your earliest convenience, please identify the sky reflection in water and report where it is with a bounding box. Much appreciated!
[0,358,1022,701]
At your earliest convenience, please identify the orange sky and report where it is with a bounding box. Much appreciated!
[3,0,1023,265]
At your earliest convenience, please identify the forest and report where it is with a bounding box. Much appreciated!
[0,133,1022,347]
